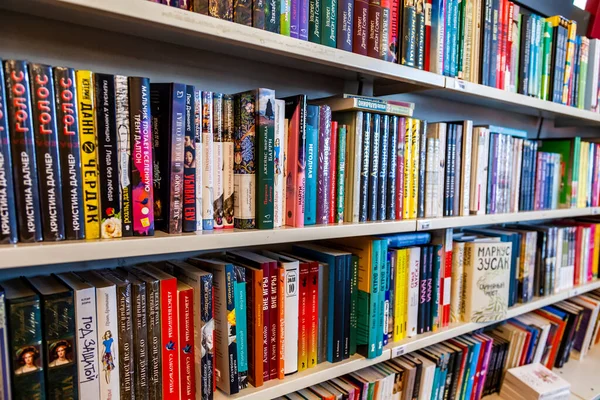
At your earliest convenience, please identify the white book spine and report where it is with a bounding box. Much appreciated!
[461,121,473,216]
[352,113,363,223]
[407,247,421,337]
[115,76,130,236]
[425,137,435,218]
[284,262,299,374]
[478,129,490,215]
[273,100,286,228]
[202,95,214,230]
[451,242,464,323]
[437,124,447,219]
[74,286,101,398]
[213,97,224,229]
[585,39,600,110]
[533,324,550,364]
[97,286,120,400]
[194,90,203,231]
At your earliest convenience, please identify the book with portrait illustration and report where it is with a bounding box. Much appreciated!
[0,65,18,244]
[150,82,186,234]
[115,75,133,237]
[222,94,235,229]
[212,93,224,230]
[1,278,44,399]
[183,85,197,232]
[202,91,214,231]
[75,271,120,400]
[28,275,77,399]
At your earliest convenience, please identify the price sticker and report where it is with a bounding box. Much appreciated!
[453,79,467,91]
[418,220,431,230]
[393,346,407,358]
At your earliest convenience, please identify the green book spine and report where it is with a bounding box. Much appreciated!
[309,0,321,42]
[578,38,589,109]
[349,255,358,356]
[280,0,291,34]
[539,138,581,208]
[336,125,347,222]
[256,89,275,229]
[5,282,45,399]
[457,0,465,76]
[377,239,387,357]
[266,0,281,32]
[320,0,337,47]
[541,21,553,101]
[367,242,379,359]
[431,244,442,331]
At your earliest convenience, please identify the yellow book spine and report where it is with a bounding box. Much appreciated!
[403,119,413,220]
[76,70,100,239]
[393,249,405,342]
[562,20,578,105]
[410,119,420,219]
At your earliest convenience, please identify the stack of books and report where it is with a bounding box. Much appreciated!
[499,363,571,400]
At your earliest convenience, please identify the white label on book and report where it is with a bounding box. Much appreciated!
[443,277,452,305]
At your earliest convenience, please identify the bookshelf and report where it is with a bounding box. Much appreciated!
[555,345,600,400]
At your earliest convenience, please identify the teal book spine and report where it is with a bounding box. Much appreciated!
[266,0,281,32]
[456,0,465,77]
[336,125,347,223]
[234,267,248,389]
[256,89,275,229]
[459,344,474,397]
[320,0,337,47]
[309,0,321,42]
[368,243,379,359]
[464,341,481,399]
[304,105,319,225]
[449,0,459,77]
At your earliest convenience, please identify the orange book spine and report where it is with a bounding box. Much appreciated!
[246,268,264,387]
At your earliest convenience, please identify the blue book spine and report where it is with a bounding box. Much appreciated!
[336,0,353,51]
[464,342,481,400]
[359,113,372,222]
[443,0,453,76]
[430,0,445,74]
[528,16,537,97]
[534,16,542,98]
[546,152,553,209]
[482,0,493,86]
[554,27,567,103]
[519,142,529,211]
[489,0,500,86]
[444,126,454,216]
[377,240,387,356]
[384,251,392,346]
[234,266,248,385]
[425,246,433,332]
[573,37,582,106]
[333,257,345,362]
[304,105,319,225]
[487,133,497,214]
[386,116,398,220]
[343,254,352,358]
[378,115,389,221]
[449,0,459,77]
[368,114,381,221]
[379,232,432,247]
[431,365,441,400]
[367,242,380,359]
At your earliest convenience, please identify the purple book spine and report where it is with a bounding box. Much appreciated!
[337,0,353,51]
[316,105,331,224]
[299,0,309,40]
[291,0,299,38]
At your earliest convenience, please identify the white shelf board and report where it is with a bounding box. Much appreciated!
[555,345,600,400]
[0,0,445,90]
[416,208,600,231]
[0,220,415,269]
[214,350,391,400]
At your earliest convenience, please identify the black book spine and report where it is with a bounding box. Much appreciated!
[39,288,78,399]
[95,74,122,239]
[425,244,432,332]
[115,76,133,237]
[0,65,18,243]
[343,254,351,359]
[133,279,149,399]
[29,63,65,241]
[147,277,162,400]
[53,67,85,240]
[116,280,135,399]
[358,112,371,222]
[418,246,427,335]
[377,115,389,221]
[447,347,463,400]
[442,350,456,399]
[183,85,197,232]
[333,256,345,362]
[3,60,43,242]
[417,120,426,218]
[386,115,398,221]
[367,114,380,222]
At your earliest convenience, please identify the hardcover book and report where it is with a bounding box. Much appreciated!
[177,281,195,400]
[128,77,155,236]
[317,105,332,224]
[115,75,133,237]
[28,275,77,399]
[222,94,235,229]
[283,95,307,227]
[202,91,214,231]
[273,99,285,228]
[2,278,45,399]
[150,83,186,234]
[4,61,43,242]
[94,73,122,239]
[184,86,197,232]
[194,89,203,232]
[0,290,10,399]
[213,93,224,230]
[233,91,256,229]
[53,67,84,241]
[0,65,17,244]
[304,104,319,225]
[255,89,276,229]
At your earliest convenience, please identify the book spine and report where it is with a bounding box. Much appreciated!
[94,74,121,239]
[178,287,195,400]
[283,262,299,374]
[403,118,412,219]
[497,0,506,88]
[426,245,433,332]
[353,0,369,55]
[234,0,253,25]
[308,262,319,366]
[317,105,332,224]
[563,20,577,104]
[424,0,432,70]
[321,0,337,47]
[337,0,353,51]
[75,69,99,240]
[304,105,318,225]
[253,0,266,28]
[386,116,398,220]
[489,0,499,86]
[273,100,284,228]
[396,118,405,220]
[268,263,278,379]
[368,114,381,221]
[417,120,426,218]
[359,113,371,222]
[299,0,309,39]
[377,115,389,221]
[410,119,419,219]
[234,92,255,229]
[336,125,347,222]
[256,89,275,229]
[266,0,281,32]
[309,0,321,43]
[290,0,299,38]
[114,76,132,237]
[449,0,459,77]
[333,256,346,361]
[379,0,390,60]
[329,121,338,224]
[97,285,120,399]
[160,278,179,399]
[0,69,16,244]
[415,0,425,69]
[128,77,154,236]
[193,90,203,232]
[402,1,417,67]
[221,94,235,229]
[198,274,214,398]
[418,246,428,334]
[53,67,84,241]
[182,86,197,232]
[280,0,291,34]
[212,93,224,230]
[298,262,308,371]
[200,92,214,231]
[349,255,359,353]
[344,255,352,357]
[407,247,420,337]
[130,281,149,400]
[481,0,492,85]
[367,0,382,58]
[275,268,284,378]
[115,283,135,399]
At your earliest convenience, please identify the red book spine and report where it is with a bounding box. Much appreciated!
[353,0,370,55]
[329,121,338,224]
[497,0,506,89]
[161,278,180,400]
[261,264,271,382]
[505,2,514,90]
[285,105,304,227]
[367,0,382,58]
[575,226,583,285]
[277,267,285,379]
[396,117,406,220]
[178,285,195,400]
[424,0,432,71]
[269,262,278,380]
[308,262,319,368]
[389,0,400,63]
[298,262,309,371]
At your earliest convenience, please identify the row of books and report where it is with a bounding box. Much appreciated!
[276,288,600,400]
[154,0,600,112]
[498,363,570,400]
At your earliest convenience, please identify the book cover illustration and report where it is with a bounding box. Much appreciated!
[234,91,256,229]
[194,89,203,232]
[0,64,17,244]
[202,91,214,231]
[183,86,196,232]
[256,89,275,229]
[213,93,225,229]
[222,94,235,229]
[115,76,133,237]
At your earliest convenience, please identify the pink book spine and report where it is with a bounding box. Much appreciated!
[396,118,406,220]
[329,121,338,224]
[285,105,305,227]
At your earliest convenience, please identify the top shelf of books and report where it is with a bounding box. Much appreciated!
[5,0,600,126]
